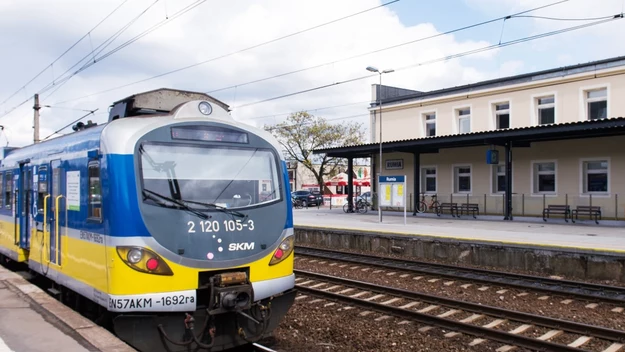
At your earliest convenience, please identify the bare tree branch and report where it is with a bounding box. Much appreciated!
[264,111,365,192]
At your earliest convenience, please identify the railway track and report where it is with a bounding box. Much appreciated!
[294,270,625,352]
[295,246,625,304]
[0,260,285,352]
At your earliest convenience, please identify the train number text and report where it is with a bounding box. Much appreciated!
[187,219,255,233]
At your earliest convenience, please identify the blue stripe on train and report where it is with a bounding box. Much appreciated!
[282,160,293,229]
[0,152,293,240]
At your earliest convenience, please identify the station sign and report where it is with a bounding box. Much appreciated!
[378,175,407,225]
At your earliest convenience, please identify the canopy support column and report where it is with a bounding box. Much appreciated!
[413,152,420,215]
[347,157,354,213]
[504,142,513,220]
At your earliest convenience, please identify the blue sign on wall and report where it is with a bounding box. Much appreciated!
[486,150,499,164]
[378,175,405,183]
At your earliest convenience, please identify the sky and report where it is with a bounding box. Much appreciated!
[0,0,623,147]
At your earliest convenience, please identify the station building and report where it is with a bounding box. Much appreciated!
[315,56,625,221]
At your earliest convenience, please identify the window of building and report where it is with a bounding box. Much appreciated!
[582,159,608,194]
[457,108,471,134]
[537,96,555,125]
[585,88,607,120]
[424,113,436,137]
[88,161,102,220]
[495,102,510,129]
[492,165,506,193]
[453,165,471,193]
[532,161,556,194]
[421,167,436,193]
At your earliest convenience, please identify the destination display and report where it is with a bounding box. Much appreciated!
[171,127,249,143]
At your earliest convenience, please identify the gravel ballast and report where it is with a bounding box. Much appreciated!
[267,292,529,352]
[294,255,625,332]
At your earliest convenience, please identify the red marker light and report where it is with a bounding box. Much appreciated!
[146,258,159,271]
[274,249,284,259]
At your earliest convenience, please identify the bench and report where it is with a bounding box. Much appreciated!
[458,203,480,218]
[571,206,602,224]
[543,204,571,222]
[437,203,458,217]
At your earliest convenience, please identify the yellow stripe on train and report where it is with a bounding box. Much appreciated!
[3,218,293,297]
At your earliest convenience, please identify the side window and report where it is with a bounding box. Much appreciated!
[0,173,4,208]
[37,166,48,214]
[4,172,12,210]
[88,161,102,220]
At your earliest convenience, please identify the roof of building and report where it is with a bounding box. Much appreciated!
[314,117,625,158]
[373,56,625,107]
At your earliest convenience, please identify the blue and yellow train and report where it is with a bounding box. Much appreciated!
[0,88,296,351]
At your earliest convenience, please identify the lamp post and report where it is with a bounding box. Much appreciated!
[366,66,394,223]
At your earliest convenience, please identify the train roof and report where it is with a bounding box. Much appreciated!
[0,123,106,168]
[108,88,230,122]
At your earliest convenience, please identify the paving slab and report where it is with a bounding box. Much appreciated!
[0,265,136,352]
[294,208,625,254]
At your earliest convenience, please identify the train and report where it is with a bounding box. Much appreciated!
[0,88,296,351]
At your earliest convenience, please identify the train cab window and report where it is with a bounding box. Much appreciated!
[88,161,102,220]
[37,166,48,214]
[4,172,12,210]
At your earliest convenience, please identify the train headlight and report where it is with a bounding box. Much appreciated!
[198,101,212,115]
[127,248,143,264]
[116,246,174,276]
[269,236,294,266]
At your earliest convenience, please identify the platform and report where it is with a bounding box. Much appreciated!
[0,265,134,352]
[293,207,625,255]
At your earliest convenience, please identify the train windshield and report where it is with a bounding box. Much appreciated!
[139,143,281,209]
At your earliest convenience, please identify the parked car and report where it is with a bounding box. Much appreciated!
[356,191,371,203]
[291,190,323,207]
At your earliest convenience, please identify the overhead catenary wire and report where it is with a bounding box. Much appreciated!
[0,0,208,120]
[38,0,209,104]
[0,0,129,107]
[206,0,577,95]
[43,105,100,113]
[36,0,163,99]
[51,0,401,106]
[40,7,622,136]
[233,13,624,110]
[241,100,370,121]
[0,0,163,120]
[53,0,571,106]
[41,109,100,141]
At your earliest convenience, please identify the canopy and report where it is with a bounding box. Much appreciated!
[325,172,370,187]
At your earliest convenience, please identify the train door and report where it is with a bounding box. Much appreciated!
[48,160,64,266]
[17,162,32,249]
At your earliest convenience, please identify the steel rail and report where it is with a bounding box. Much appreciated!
[295,270,625,343]
[295,281,584,352]
[252,342,279,352]
[295,246,625,303]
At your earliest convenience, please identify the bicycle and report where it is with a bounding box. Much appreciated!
[416,194,440,213]
[343,198,370,213]
[292,197,304,209]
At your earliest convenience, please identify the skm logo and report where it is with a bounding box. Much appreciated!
[229,242,255,251]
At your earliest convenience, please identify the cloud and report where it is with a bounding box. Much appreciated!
[0,0,578,148]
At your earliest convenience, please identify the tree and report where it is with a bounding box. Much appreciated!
[264,111,365,193]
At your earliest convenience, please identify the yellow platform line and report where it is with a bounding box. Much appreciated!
[294,223,625,255]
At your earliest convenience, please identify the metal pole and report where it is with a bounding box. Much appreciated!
[33,94,40,144]
[378,72,383,223]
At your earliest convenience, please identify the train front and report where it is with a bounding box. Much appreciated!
[107,100,296,351]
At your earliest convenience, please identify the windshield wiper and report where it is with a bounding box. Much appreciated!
[143,189,209,220]
[182,199,247,218]
[140,145,181,200]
